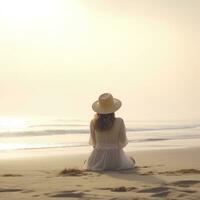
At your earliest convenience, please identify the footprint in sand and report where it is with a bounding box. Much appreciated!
[32,194,40,197]
[0,188,23,192]
[151,191,170,197]
[159,169,200,176]
[177,189,197,194]
[137,186,170,198]
[97,186,137,192]
[139,168,200,176]
[58,168,89,177]
[48,190,85,198]
[21,190,35,193]
[138,186,169,193]
[170,180,200,187]
[140,171,155,175]
[1,174,23,177]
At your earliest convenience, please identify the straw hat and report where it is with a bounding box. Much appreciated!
[92,93,122,114]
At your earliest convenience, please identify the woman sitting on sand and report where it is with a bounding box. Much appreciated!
[87,93,135,171]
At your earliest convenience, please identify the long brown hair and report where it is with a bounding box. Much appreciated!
[93,113,115,131]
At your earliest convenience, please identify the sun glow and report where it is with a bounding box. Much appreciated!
[0,0,56,16]
[0,0,89,49]
[0,118,27,132]
[0,0,88,26]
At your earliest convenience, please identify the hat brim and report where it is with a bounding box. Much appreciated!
[92,98,122,114]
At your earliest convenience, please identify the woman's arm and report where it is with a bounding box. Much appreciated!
[89,120,96,148]
[118,119,128,148]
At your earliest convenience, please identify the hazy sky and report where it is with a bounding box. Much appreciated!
[0,0,200,120]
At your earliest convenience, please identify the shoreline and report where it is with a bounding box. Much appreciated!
[1,146,200,168]
[1,143,200,160]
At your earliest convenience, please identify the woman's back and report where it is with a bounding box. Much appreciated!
[95,117,121,145]
[90,117,128,148]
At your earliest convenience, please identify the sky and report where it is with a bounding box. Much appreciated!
[0,0,200,121]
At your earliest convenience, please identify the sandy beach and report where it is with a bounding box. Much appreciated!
[0,147,200,200]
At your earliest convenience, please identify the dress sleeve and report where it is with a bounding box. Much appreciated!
[89,120,96,146]
[119,119,128,148]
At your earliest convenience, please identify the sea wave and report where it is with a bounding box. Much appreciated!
[2,133,200,151]
[0,123,200,137]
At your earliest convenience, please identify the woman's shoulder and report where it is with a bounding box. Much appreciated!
[90,119,95,126]
[115,117,124,124]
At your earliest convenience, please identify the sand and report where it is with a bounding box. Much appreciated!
[0,147,200,200]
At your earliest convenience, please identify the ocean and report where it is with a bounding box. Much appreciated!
[0,117,200,152]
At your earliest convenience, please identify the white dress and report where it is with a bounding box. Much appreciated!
[87,118,135,171]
